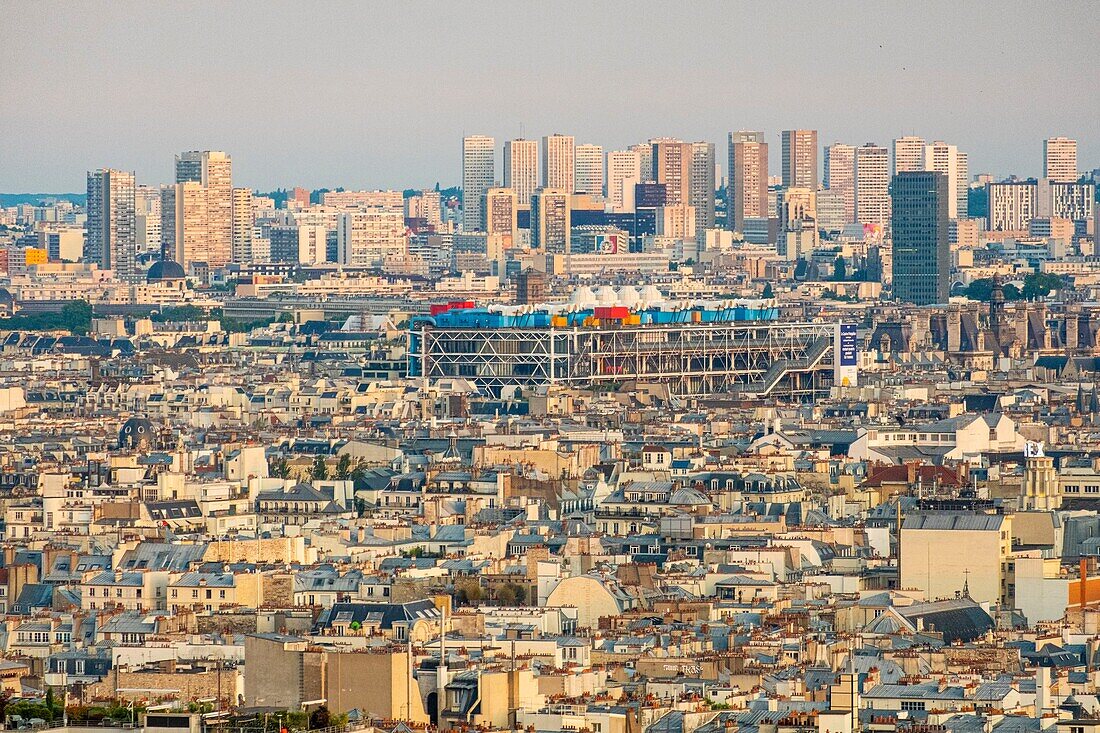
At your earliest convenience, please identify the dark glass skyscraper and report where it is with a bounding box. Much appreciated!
[892,171,950,305]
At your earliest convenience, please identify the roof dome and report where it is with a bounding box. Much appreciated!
[119,417,157,450]
[669,487,712,506]
[596,285,618,304]
[640,285,663,305]
[570,286,597,307]
[147,259,186,282]
[617,286,641,306]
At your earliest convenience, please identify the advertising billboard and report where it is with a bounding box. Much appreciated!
[834,323,859,387]
[597,233,622,254]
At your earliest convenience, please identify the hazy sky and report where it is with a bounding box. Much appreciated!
[2,1,1097,192]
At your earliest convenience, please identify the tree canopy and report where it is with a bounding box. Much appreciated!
[0,300,92,334]
[832,256,847,281]
[964,273,1065,302]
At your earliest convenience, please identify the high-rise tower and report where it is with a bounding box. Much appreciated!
[854,143,890,229]
[652,139,692,206]
[892,171,950,305]
[503,139,538,208]
[542,134,575,192]
[823,143,856,224]
[574,144,604,197]
[86,168,137,281]
[175,151,232,266]
[462,135,495,232]
[892,136,925,176]
[727,131,767,232]
[781,129,818,189]
[1044,137,1078,182]
[690,141,716,234]
[606,150,641,212]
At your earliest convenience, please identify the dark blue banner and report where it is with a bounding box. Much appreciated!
[839,324,857,366]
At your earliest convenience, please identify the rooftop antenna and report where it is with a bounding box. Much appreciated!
[436,602,448,721]
[406,631,413,722]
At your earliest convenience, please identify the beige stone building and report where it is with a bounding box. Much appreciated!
[326,648,428,721]
[900,512,1012,605]
[179,151,231,257]
[244,634,429,721]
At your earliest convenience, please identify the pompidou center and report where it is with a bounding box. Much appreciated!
[410,288,856,400]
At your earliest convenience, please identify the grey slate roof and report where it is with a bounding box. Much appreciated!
[902,512,1004,532]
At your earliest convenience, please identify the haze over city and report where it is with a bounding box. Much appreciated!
[3,1,1099,191]
[3,5,1100,733]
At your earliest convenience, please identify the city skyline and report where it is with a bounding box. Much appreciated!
[2,2,1098,192]
[4,3,1100,727]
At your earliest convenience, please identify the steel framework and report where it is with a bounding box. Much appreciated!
[413,320,837,400]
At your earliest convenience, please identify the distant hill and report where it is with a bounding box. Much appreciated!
[0,193,86,207]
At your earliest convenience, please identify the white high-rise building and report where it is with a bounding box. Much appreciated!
[542,134,575,192]
[1044,137,1078,182]
[337,210,407,267]
[690,141,716,234]
[652,139,692,207]
[483,187,518,247]
[231,188,255,263]
[656,204,696,240]
[728,131,768,232]
[781,129,818,189]
[923,141,963,219]
[893,136,925,175]
[988,182,1038,232]
[175,151,232,267]
[322,190,404,211]
[815,190,848,233]
[134,185,162,256]
[956,151,970,219]
[777,187,818,261]
[574,144,604,197]
[462,135,495,232]
[270,224,326,265]
[290,206,343,234]
[405,191,443,227]
[631,143,654,182]
[823,143,856,224]
[250,235,271,264]
[1038,179,1095,222]
[606,150,641,213]
[503,139,538,208]
[38,226,84,263]
[296,225,328,265]
[531,188,570,253]
[854,143,890,229]
[161,182,209,268]
[86,168,137,281]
